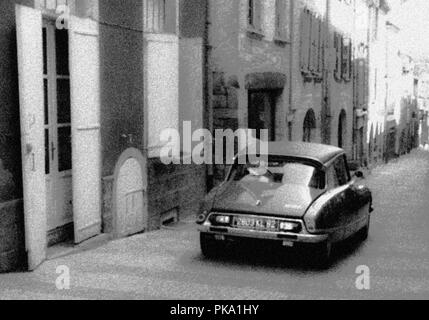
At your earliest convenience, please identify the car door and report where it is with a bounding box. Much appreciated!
[324,159,351,241]
[334,155,366,238]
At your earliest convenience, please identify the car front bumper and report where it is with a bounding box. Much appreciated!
[197,224,329,244]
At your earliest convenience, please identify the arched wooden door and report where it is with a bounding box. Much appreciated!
[114,149,148,238]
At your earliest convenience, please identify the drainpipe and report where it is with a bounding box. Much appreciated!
[203,0,214,191]
[322,0,332,145]
[287,0,294,141]
[352,0,357,160]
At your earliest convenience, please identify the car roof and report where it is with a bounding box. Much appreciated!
[239,141,345,167]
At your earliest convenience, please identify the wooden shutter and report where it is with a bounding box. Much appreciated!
[310,13,319,73]
[334,33,342,80]
[317,17,323,75]
[300,9,310,71]
[342,37,351,81]
[69,16,102,244]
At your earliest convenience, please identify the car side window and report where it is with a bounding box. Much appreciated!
[333,156,350,186]
[326,165,339,188]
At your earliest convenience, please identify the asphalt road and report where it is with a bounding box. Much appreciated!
[0,150,428,300]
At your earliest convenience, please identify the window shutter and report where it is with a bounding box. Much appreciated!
[317,17,323,75]
[310,13,319,73]
[342,37,351,81]
[300,9,310,72]
[334,33,342,80]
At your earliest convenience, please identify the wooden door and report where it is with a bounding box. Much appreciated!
[16,4,47,269]
[69,16,102,244]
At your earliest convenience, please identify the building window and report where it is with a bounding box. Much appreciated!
[334,33,352,82]
[342,37,352,81]
[43,21,72,176]
[248,0,262,31]
[300,9,323,80]
[334,32,342,81]
[37,0,73,10]
[371,7,379,41]
[275,0,290,40]
[144,0,166,33]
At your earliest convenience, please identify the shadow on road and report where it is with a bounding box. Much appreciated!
[195,234,368,273]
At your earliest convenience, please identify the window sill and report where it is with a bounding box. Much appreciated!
[246,28,265,40]
[301,70,323,83]
[273,37,290,46]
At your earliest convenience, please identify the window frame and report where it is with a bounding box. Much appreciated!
[144,0,167,34]
[332,155,351,187]
[248,0,263,32]
[342,37,352,82]
[300,8,323,81]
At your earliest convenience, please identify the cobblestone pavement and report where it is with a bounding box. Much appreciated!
[0,150,428,300]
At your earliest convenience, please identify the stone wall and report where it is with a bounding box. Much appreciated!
[0,200,26,273]
[147,158,206,230]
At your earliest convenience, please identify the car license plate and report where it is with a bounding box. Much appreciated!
[233,217,278,232]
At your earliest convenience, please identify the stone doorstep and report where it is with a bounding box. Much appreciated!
[46,233,112,261]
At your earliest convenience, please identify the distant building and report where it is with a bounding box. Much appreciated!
[208,0,293,184]
[417,73,429,146]
[207,0,385,184]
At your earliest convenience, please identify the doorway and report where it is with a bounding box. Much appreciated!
[303,109,316,143]
[43,21,73,246]
[16,5,102,269]
[248,90,280,141]
[338,110,347,149]
[113,149,148,239]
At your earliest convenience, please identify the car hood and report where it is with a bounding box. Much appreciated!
[212,180,325,218]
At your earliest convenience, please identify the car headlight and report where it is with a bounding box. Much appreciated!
[279,221,298,232]
[214,215,231,225]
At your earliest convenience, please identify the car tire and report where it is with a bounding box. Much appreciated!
[313,240,332,269]
[200,233,225,259]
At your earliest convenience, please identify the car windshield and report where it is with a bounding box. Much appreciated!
[229,157,324,189]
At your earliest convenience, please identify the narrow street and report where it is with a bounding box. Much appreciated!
[0,150,428,300]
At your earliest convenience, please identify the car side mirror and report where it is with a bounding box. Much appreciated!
[354,171,364,179]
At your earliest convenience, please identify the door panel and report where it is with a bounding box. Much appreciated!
[16,4,47,270]
[116,158,146,237]
[69,16,102,244]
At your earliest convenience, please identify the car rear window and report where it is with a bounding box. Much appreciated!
[229,156,325,189]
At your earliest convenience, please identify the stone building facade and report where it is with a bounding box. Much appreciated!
[207,0,385,184]
[0,0,207,273]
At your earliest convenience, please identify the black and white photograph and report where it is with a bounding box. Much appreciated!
[0,0,428,303]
